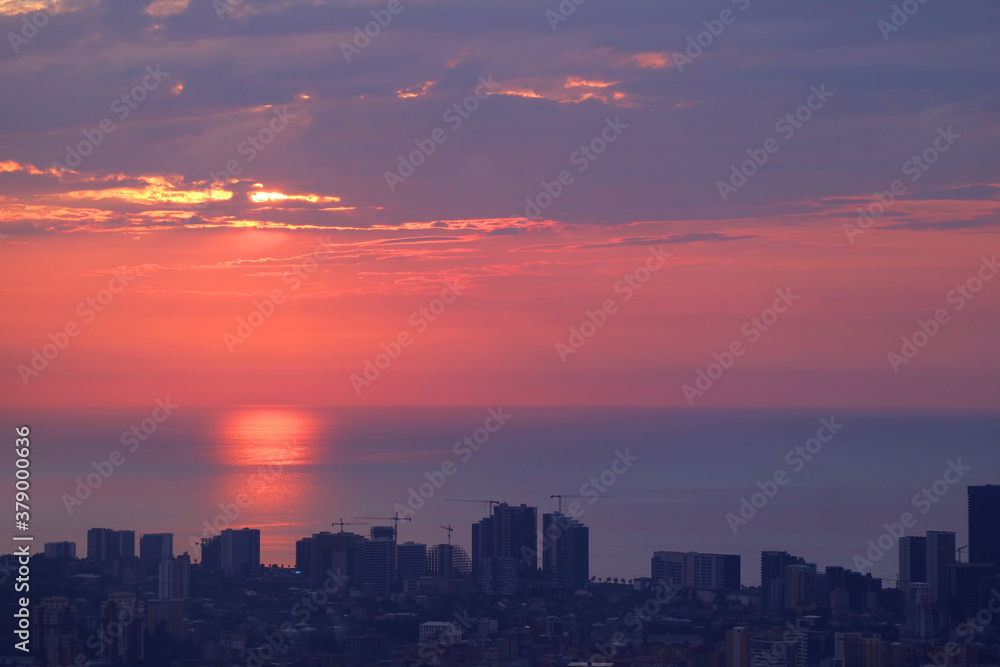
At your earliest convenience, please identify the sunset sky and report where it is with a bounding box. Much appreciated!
[2,0,998,409]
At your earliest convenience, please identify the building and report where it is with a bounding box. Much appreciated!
[472,503,537,592]
[948,562,998,617]
[146,599,184,637]
[397,541,428,580]
[968,485,1000,566]
[762,551,805,609]
[201,528,260,575]
[297,530,365,587]
[429,543,471,578]
[726,627,750,667]
[898,536,926,592]
[346,634,389,663]
[834,632,862,667]
[140,533,173,562]
[159,554,190,599]
[906,582,932,639]
[99,591,144,662]
[542,512,589,590]
[419,621,462,645]
[652,550,740,591]
[751,630,807,667]
[925,531,956,605]
[43,541,76,559]
[87,528,135,561]
[784,563,828,609]
[360,526,397,590]
[36,597,76,667]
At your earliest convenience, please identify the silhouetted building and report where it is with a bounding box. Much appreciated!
[969,485,1000,566]
[147,599,184,637]
[346,634,389,663]
[926,531,956,605]
[784,563,828,609]
[298,530,365,587]
[652,550,740,590]
[360,526,396,590]
[726,626,750,667]
[762,551,804,609]
[140,533,173,562]
[43,541,76,560]
[397,541,428,580]
[99,591,144,662]
[906,582,932,639]
[948,561,998,617]
[159,553,190,599]
[429,543,471,578]
[201,528,260,575]
[472,502,537,593]
[542,512,589,590]
[898,536,926,592]
[36,597,76,667]
[87,528,135,561]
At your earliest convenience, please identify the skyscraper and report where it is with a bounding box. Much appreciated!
[726,627,750,667]
[925,531,956,605]
[761,551,804,609]
[158,554,190,600]
[87,528,135,561]
[397,541,428,580]
[968,485,1000,566]
[898,536,926,592]
[541,512,589,590]
[472,502,538,593]
[140,533,173,562]
[201,528,260,575]
[360,526,396,590]
[43,542,76,559]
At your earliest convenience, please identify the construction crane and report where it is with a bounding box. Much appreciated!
[550,494,611,512]
[354,512,412,541]
[446,498,502,511]
[440,525,454,545]
[331,518,368,533]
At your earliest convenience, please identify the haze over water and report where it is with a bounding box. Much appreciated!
[11,406,997,586]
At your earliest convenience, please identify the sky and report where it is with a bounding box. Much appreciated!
[1,0,999,409]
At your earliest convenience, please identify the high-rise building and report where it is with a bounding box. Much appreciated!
[906,582,932,639]
[726,627,750,667]
[146,599,184,637]
[44,541,76,559]
[542,513,589,590]
[898,536,926,592]
[397,541,428,580]
[925,531,956,605]
[297,531,365,587]
[36,597,76,667]
[201,528,260,575]
[158,554,190,600]
[360,526,396,590]
[140,533,173,562]
[652,551,740,591]
[761,551,804,608]
[87,528,135,561]
[783,563,828,609]
[834,632,862,667]
[428,543,471,578]
[472,503,537,592]
[99,592,144,662]
[948,562,998,617]
[968,485,1000,566]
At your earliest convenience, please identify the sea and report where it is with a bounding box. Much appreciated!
[5,406,997,586]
